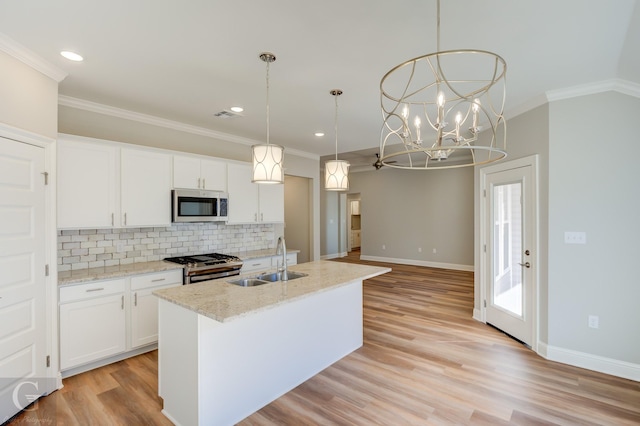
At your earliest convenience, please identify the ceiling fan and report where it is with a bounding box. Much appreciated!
[373,153,396,170]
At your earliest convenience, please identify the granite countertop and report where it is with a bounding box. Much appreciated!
[153,260,391,323]
[58,261,184,286]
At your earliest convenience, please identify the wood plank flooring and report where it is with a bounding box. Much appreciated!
[9,252,640,425]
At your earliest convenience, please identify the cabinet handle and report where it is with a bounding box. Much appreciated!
[254,213,257,222]
[86,288,104,292]
[121,295,124,310]
[261,213,264,222]
[198,177,201,188]
[124,213,127,226]
[202,178,206,189]
[134,292,137,306]
[151,278,166,282]
[111,213,114,226]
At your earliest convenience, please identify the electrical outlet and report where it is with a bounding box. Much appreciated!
[565,231,587,244]
[432,248,437,254]
[588,315,599,329]
[418,247,422,253]
[382,244,386,250]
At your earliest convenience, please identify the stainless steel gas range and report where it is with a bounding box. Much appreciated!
[163,253,243,284]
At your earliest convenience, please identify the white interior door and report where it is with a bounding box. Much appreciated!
[482,158,537,347]
[0,137,47,420]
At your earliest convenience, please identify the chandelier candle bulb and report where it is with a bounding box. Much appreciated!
[414,116,421,143]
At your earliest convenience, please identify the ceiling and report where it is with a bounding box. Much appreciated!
[1,0,639,169]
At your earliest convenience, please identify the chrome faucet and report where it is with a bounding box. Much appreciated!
[276,236,288,281]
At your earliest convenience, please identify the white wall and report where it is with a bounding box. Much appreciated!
[548,91,640,365]
[0,50,58,137]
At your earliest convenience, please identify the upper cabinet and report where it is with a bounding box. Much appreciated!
[57,135,172,229]
[173,155,227,191]
[350,200,360,215]
[227,163,284,224]
[120,148,172,227]
[58,138,119,229]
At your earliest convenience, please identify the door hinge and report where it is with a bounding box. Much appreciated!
[483,189,486,197]
[46,355,50,367]
[483,244,486,253]
[484,300,487,308]
[45,264,49,276]
[42,171,49,185]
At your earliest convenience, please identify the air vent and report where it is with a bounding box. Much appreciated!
[213,110,241,119]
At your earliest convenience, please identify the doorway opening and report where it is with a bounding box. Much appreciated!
[284,175,312,263]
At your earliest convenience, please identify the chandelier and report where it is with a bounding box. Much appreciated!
[325,89,350,191]
[378,0,507,170]
[252,52,284,184]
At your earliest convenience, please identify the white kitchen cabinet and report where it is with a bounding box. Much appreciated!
[57,135,172,229]
[173,155,227,191]
[352,230,361,248]
[121,148,172,227]
[59,269,182,373]
[240,256,272,273]
[350,200,360,215]
[271,252,298,268]
[227,162,284,224]
[130,270,182,349]
[57,137,118,228]
[59,279,127,370]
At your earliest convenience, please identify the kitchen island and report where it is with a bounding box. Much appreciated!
[153,260,390,426]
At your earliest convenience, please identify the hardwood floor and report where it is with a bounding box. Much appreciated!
[9,253,640,425]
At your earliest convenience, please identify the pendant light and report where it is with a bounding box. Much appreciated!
[378,0,507,170]
[324,89,350,191]
[252,52,284,184]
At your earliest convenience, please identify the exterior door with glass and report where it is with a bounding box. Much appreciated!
[482,157,537,347]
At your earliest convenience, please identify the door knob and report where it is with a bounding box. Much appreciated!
[518,262,531,268]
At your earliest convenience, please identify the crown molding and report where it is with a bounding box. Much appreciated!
[0,33,67,82]
[546,78,640,102]
[58,95,319,160]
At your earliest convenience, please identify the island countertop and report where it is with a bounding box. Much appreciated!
[153,260,391,323]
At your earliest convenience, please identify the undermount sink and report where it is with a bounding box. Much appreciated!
[256,271,308,282]
[228,278,270,287]
[228,271,308,287]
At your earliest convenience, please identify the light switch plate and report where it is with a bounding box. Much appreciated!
[564,231,586,244]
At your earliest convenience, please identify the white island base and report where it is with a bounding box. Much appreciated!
[158,279,363,426]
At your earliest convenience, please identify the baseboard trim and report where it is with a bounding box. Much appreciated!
[359,255,473,272]
[321,252,347,260]
[540,343,640,382]
[472,308,482,322]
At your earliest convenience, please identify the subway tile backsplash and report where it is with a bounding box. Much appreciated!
[57,223,276,271]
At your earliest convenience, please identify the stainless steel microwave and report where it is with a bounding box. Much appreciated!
[172,189,228,223]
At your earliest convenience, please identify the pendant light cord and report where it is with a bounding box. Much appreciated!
[436,0,441,52]
[266,60,270,146]
[334,92,338,161]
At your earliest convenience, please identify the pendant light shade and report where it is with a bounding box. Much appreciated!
[252,143,284,184]
[324,159,350,191]
[324,89,349,191]
[252,52,284,184]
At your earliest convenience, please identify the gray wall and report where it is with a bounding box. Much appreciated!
[548,92,640,364]
[322,166,475,268]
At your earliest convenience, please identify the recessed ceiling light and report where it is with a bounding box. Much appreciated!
[315,132,325,137]
[230,106,244,113]
[60,51,83,62]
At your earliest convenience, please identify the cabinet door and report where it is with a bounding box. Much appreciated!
[59,293,126,370]
[57,138,118,228]
[259,184,284,223]
[200,159,227,191]
[121,148,172,227]
[130,270,182,349]
[173,155,201,189]
[227,163,258,224]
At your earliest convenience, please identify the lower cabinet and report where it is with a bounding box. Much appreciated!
[59,269,182,373]
[240,252,298,274]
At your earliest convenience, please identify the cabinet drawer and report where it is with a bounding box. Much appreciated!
[241,257,272,273]
[60,279,126,303]
[131,269,183,290]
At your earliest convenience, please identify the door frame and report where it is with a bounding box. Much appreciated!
[479,154,539,351]
[0,124,59,394]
